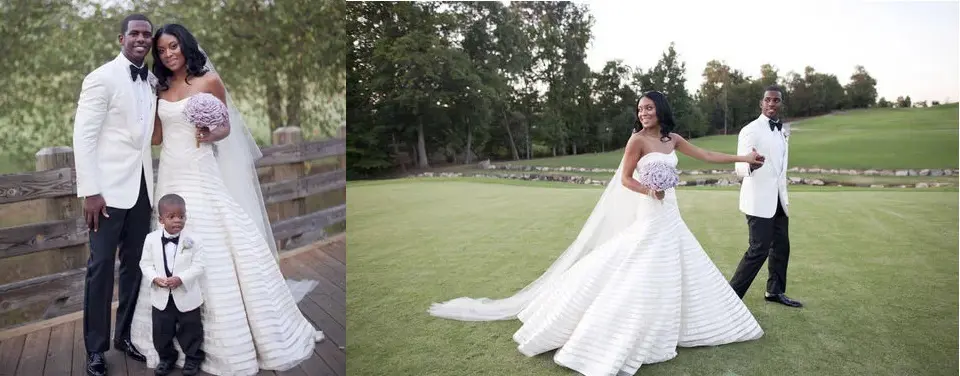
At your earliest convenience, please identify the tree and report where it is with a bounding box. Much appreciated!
[844,65,878,109]
[896,95,912,108]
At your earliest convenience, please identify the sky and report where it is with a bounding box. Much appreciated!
[582,0,959,103]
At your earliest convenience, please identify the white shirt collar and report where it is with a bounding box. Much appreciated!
[118,51,146,69]
[162,228,180,239]
[759,113,781,123]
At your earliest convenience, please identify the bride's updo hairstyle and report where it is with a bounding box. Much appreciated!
[151,23,209,91]
[633,90,676,142]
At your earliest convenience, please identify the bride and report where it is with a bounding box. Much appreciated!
[429,91,766,376]
[128,24,323,375]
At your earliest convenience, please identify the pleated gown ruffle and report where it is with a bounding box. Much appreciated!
[129,96,322,376]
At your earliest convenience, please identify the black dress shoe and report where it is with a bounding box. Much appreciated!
[765,293,803,308]
[183,361,201,376]
[86,352,107,376]
[114,339,147,362]
[154,360,175,376]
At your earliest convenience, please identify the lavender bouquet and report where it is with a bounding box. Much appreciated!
[183,93,229,147]
[637,161,680,195]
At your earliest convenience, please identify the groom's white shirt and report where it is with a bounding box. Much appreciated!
[72,52,157,209]
[735,113,789,218]
[139,229,206,312]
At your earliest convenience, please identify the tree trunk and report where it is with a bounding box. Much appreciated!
[265,76,283,130]
[393,133,405,173]
[464,124,473,164]
[525,122,531,159]
[503,111,519,160]
[285,76,304,129]
[417,117,429,169]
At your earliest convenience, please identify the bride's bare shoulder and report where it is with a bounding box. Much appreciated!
[198,72,227,102]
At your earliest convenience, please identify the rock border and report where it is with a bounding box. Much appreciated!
[410,171,954,189]
[478,160,958,177]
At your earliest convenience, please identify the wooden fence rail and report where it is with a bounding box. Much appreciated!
[0,125,346,331]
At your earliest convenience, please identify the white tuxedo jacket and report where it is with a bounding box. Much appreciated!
[139,230,206,312]
[734,114,790,218]
[72,53,157,209]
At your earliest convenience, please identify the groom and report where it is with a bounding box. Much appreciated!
[72,13,157,375]
[728,85,803,308]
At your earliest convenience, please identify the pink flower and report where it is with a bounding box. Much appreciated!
[638,161,680,192]
[183,93,228,130]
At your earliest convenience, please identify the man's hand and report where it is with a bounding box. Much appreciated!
[83,195,109,232]
[153,277,168,287]
[166,276,183,289]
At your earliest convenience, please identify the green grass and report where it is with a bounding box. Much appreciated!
[347,179,958,376]
[512,104,959,170]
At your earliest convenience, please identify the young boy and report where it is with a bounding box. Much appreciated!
[138,194,206,376]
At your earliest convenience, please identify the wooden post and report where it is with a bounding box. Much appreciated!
[337,124,346,201]
[338,125,346,171]
[34,146,87,317]
[270,127,305,250]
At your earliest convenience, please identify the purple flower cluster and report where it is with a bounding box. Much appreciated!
[184,93,228,130]
[637,161,680,192]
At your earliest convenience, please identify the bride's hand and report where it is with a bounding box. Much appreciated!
[654,190,665,200]
[743,148,764,165]
[196,127,211,144]
[643,187,665,200]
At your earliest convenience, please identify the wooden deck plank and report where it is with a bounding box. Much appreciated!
[15,327,49,375]
[283,261,345,320]
[41,321,72,376]
[281,254,345,307]
[0,334,26,375]
[297,299,344,350]
[318,240,345,265]
[124,353,152,376]
[104,345,128,375]
[297,251,344,291]
[313,341,344,376]
[296,352,335,376]
[295,300,344,376]
[0,238,345,376]
[72,319,84,376]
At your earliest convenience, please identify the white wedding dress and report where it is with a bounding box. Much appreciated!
[430,151,763,376]
[129,95,323,375]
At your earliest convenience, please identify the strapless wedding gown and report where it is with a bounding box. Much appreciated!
[129,95,323,375]
[436,151,763,376]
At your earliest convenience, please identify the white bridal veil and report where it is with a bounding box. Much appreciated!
[428,154,648,321]
[198,47,280,261]
[199,47,318,302]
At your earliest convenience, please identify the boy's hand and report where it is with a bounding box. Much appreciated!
[153,277,168,287]
[166,276,183,289]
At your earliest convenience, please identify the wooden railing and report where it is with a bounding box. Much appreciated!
[0,126,346,331]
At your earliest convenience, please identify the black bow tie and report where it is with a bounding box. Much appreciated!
[129,64,148,82]
[769,119,783,131]
[161,236,179,246]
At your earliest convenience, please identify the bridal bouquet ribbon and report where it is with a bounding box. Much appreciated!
[638,160,680,196]
[183,93,228,147]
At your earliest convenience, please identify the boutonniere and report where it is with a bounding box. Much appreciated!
[147,74,159,92]
[180,237,194,254]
